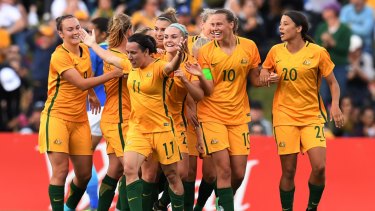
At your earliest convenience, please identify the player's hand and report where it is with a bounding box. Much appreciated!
[111,66,124,78]
[157,48,165,55]
[196,133,205,155]
[79,28,96,47]
[176,37,187,55]
[174,68,185,79]
[88,92,101,115]
[268,72,280,84]
[185,62,203,77]
[259,68,270,86]
[330,104,344,128]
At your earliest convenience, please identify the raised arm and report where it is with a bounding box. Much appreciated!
[79,28,124,69]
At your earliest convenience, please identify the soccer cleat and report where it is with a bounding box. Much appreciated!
[153,200,168,211]
[306,208,317,211]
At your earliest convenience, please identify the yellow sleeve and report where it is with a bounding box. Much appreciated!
[51,50,74,75]
[120,58,132,74]
[262,46,276,71]
[249,41,261,69]
[319,48,335,77]
[197,46,210,69]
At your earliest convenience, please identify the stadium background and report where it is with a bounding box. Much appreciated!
[1,0,375,210]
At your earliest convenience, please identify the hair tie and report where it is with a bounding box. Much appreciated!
[169,23,188,37]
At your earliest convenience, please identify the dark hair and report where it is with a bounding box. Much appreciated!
[214,9,239,33]
[91,17,109,34]
[283,10,314,43]
[128,33,157,54]
[56,14,75,31]
[157,7,178,23]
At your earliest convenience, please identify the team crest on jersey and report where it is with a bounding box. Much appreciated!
[146,72,153,77]
[303,59,311,66]
[241,58,248,64]
[54,139,62,145]
[211,139,219,144]
[278,142,286,147]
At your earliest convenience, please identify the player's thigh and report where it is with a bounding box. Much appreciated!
[200,122,229,155]
[101,121,128,157]
[153,131,181,165]
[69,121,93,155]
[300,124,326,153]
[227,124,250,156]
[38,114,69,153]
[273,126,301,155]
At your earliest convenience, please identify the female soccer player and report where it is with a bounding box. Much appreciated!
[38,15,123,211]
[196,9,264,211]
[95,14,133,210]
[260,10,344,211]
[153,8,178,59]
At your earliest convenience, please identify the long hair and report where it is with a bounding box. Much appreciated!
[107,14,132,48]
[283,10,314,43]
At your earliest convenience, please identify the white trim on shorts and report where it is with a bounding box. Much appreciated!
[87,106,104,136]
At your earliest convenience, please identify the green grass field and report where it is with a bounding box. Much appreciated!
[248,84,277,121]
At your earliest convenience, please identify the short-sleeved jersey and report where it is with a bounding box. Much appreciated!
[262,42,334,126]
[127,59,173,133]
[197,36,261,125]
[166,53,196,131]
[101,49,132,124]
[42,44,92,122]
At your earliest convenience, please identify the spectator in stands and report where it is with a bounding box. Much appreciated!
[355,106,375,137]
[340,0,374,54]
[303,0,337,36]
[0,65,21,131]
[0,0,27,54]
[248,101,273,136]
[51,0,89,20]
[237,0,267,59]
[176,5,197,35]
[131,0,161,30]
[26,24,58,104]
[346,35,375,107]
[91,0,113,19]
[315,1,351,107]
[332,95,359,136]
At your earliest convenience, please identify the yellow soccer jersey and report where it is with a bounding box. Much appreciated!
[127,59,174,133]
[262,42,334,126]
[166,53,196,132]
[42,44,92,122]
[101,49,132,123]
[197,36,261,125]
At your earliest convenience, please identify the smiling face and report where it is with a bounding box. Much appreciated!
[201,15,215,39]
[279,15,301,42]
[58,17,81,45]
[154,19,171,48]
[210,13,234,41]
[163,27,183,53]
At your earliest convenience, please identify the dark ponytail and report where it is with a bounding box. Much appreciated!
[283,10,315,43]
[128,33,157,54]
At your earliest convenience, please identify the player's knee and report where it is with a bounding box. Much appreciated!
[164,168,179,185]
[311,163,326,177]
[217,166,231,182]
[75,170,92,184]
[282,166,296,181]
[53,167,69,182]
[123,162,139,181]
[142,170,158,182]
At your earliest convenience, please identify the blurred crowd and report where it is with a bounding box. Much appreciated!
[0,0,374,137]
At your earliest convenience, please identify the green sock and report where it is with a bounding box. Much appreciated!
[49,184,64,211]
[183,181,195,211]
[307,183,325,210]
[98,175,118,211]
[159,181,171,207]
[280,187,295,211]
[168,186,184,211]
[118,176,130,211]
[126,180,143,211]
[217,187,234,211]
[142,180,158,211]
[66,181,85,209]
[196,179,214,208]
